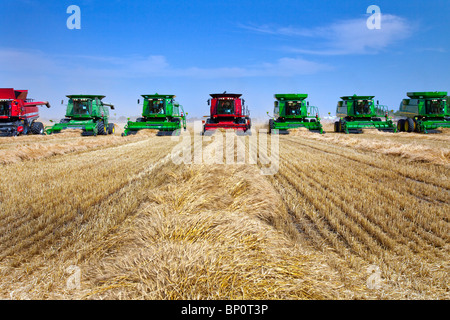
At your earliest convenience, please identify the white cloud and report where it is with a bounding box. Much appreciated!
[0,48,330,79]
[242,14,414,56]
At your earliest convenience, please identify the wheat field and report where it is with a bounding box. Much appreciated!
[0,123,448,300]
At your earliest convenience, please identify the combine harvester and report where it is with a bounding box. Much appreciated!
[334,95,396,134]
[0,88,50,136]
[122,94,186,136]
[268,94,323,134]
[397,92,450,133]
[203,92,251,135]
[45,95,115,136]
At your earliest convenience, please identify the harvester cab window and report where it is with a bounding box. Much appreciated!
[217,100,235,115]
[426,100,444,115]
[72,99,92,115]
[355,100,371,115]
[0,101,10,116]
[148,99,165,114]
[286,101,302,116]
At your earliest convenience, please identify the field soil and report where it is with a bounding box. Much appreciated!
[0,122,448,300]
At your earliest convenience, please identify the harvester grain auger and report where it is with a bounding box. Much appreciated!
[122,94,187,136]
[396,92,450,133]
[268,94,323,134]
[45,95,115,136]
[202,92,251,135]
[0,88,50,136]
[334,95,396,134]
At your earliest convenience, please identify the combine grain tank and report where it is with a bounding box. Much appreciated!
[335,95,396,134]
[122,94,186,136]
[45,95,115,136]
[268,94,323,134]
[0,88,50,136]
[397,92,449,133]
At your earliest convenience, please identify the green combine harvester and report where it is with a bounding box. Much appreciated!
[122,94,187,136]
[335,95,396,134]
[45,95,115,136]
[268,94,323,134]
[397,92,450,133]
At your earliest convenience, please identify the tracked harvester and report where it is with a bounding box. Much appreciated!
[268,94,323,134]
[45,95,115,136]
[397,92,450,133]
[123,94,186,136]
[0,88,50,136]
[335,95,396,134]
[203,93,251,134]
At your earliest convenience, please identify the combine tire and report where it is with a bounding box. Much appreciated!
[405,118,415,133]
[97,121,106,135]
[108,123,115,135]
[31,122,44,135]
[397,119,405,132]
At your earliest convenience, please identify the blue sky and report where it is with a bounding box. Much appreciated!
[1,0,449,120]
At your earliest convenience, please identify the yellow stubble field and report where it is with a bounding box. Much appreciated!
[0,123,448,300]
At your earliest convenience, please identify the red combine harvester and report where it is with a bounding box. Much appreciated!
[203,92,251,135]
[0,88,50,136]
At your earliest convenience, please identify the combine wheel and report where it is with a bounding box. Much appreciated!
[31,122,45,135]
[397,119,405,132]
[108,123,115,135]
[97,121,106,135]
[405,118,415,133]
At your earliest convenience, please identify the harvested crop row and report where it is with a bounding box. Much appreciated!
[289,129,450,167]
[262,134,449,299]
[0,130,158,165]
[0,136,178,299]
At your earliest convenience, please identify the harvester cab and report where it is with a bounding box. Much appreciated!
[122,94,187,136]
[268,94,323,134]
[45,95,115,136]
[397,92,450,133]
[0,88,50,136]
[202,93,251,135]
[334,95,396,134]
